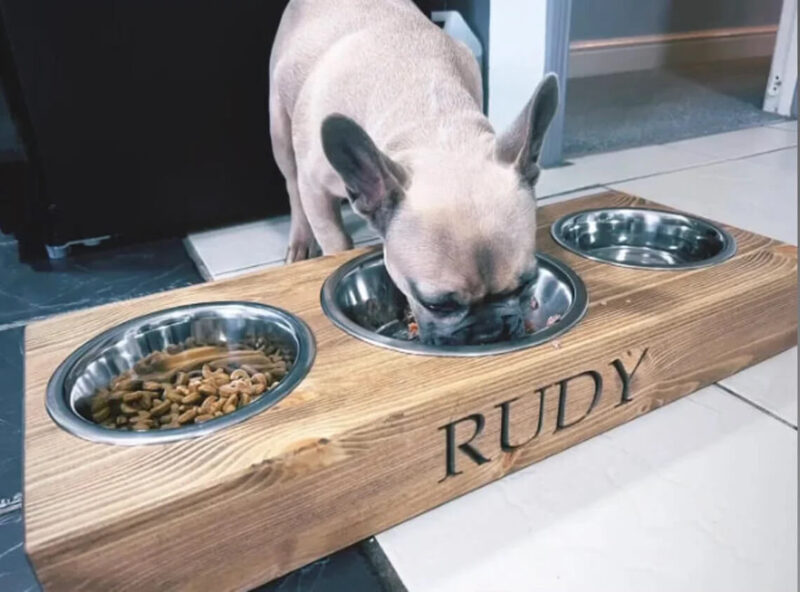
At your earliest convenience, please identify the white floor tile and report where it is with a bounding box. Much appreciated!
[211,261,283,282]
[540,125,797,199]
[660,126,797,162]
[768,120,798,132]
[536,186,616,205]
[187,215,292,279]
[610,148,798,245]
[378,386,797,592]
[719,347,798,427]
[185,204,379,280]
[744,145,799,172]
[204,188,615,281]
[209,234,382,281]
[538,144,718,197]
[188,126,794,279]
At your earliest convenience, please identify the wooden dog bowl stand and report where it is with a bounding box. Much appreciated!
[23,192,798,590]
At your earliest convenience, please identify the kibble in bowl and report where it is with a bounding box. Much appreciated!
[46,302,315,445]
[90,338,294,432]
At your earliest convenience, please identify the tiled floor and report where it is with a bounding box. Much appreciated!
[185,119,798,591]
[0,328,23,503]
[379,386,797,592]
[188,124,797,278]
[610,146,797,245]
[186,205,380,281]
[1,120,795,591]
[538,124,797,199]
[0,329,24,592]
[719,348,798,427]
[0,238,204,327]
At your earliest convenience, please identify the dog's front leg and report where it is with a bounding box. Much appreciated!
[269,94,320,264]
[299,177,354,255]
[285,175,321,263]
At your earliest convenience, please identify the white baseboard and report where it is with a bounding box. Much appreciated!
[569,25,778,78]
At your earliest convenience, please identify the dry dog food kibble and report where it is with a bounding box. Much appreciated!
[88,338,294,431]
[545,314,562,327]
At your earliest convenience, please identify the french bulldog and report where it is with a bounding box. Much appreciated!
[269,0,559,345]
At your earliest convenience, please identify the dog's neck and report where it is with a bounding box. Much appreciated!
[373,84,497,159]
[382,111,496,157]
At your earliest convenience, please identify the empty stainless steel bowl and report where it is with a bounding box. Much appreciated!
[320,250,587,356]
[46,302,315,445]
[551,208,737,270]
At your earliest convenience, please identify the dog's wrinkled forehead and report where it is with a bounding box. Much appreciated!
[384,193,537,302]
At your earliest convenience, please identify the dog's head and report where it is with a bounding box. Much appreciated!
[322,74,559,345]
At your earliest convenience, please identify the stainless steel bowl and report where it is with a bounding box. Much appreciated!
[551,207,737,270]
[46,302,315,445]
[320,251,587,357]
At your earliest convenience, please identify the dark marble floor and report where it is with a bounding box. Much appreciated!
[0,328,27,592]
[0,237,404,591]
[0,238,204,327]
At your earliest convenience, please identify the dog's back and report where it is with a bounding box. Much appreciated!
[270,0,483,158]
[271,1,418,110]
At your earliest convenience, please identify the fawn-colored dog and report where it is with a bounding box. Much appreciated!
[270,0,558,345]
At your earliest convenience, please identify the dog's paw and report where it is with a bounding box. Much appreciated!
[285,238,321,263]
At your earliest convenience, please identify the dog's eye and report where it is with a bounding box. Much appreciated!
[422,300,462,315]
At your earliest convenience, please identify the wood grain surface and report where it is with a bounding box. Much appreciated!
[24,191,798,591]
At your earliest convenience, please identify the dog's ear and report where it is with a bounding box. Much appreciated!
[496,73,559,187]
[322,114,406,234]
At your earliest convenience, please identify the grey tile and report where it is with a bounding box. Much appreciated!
[0,328,39,590]
[254,539,405,592]
[0,510,39,592]
[0,239,203,327]
[0,328,22,503]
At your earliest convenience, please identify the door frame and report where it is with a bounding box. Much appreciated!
[764,0,797,116]
[486,0,571,168]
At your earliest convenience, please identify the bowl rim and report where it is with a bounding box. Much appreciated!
[320,251,588,357]
[550,207,738,271]
[45,301,316,446]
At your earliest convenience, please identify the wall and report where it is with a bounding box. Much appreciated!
[487,0,548,134]
[571,0,783,41]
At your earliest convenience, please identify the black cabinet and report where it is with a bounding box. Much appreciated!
[0,1,445,254]
[0,1,296,251]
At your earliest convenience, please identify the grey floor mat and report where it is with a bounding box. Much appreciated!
[564,58,788,158]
